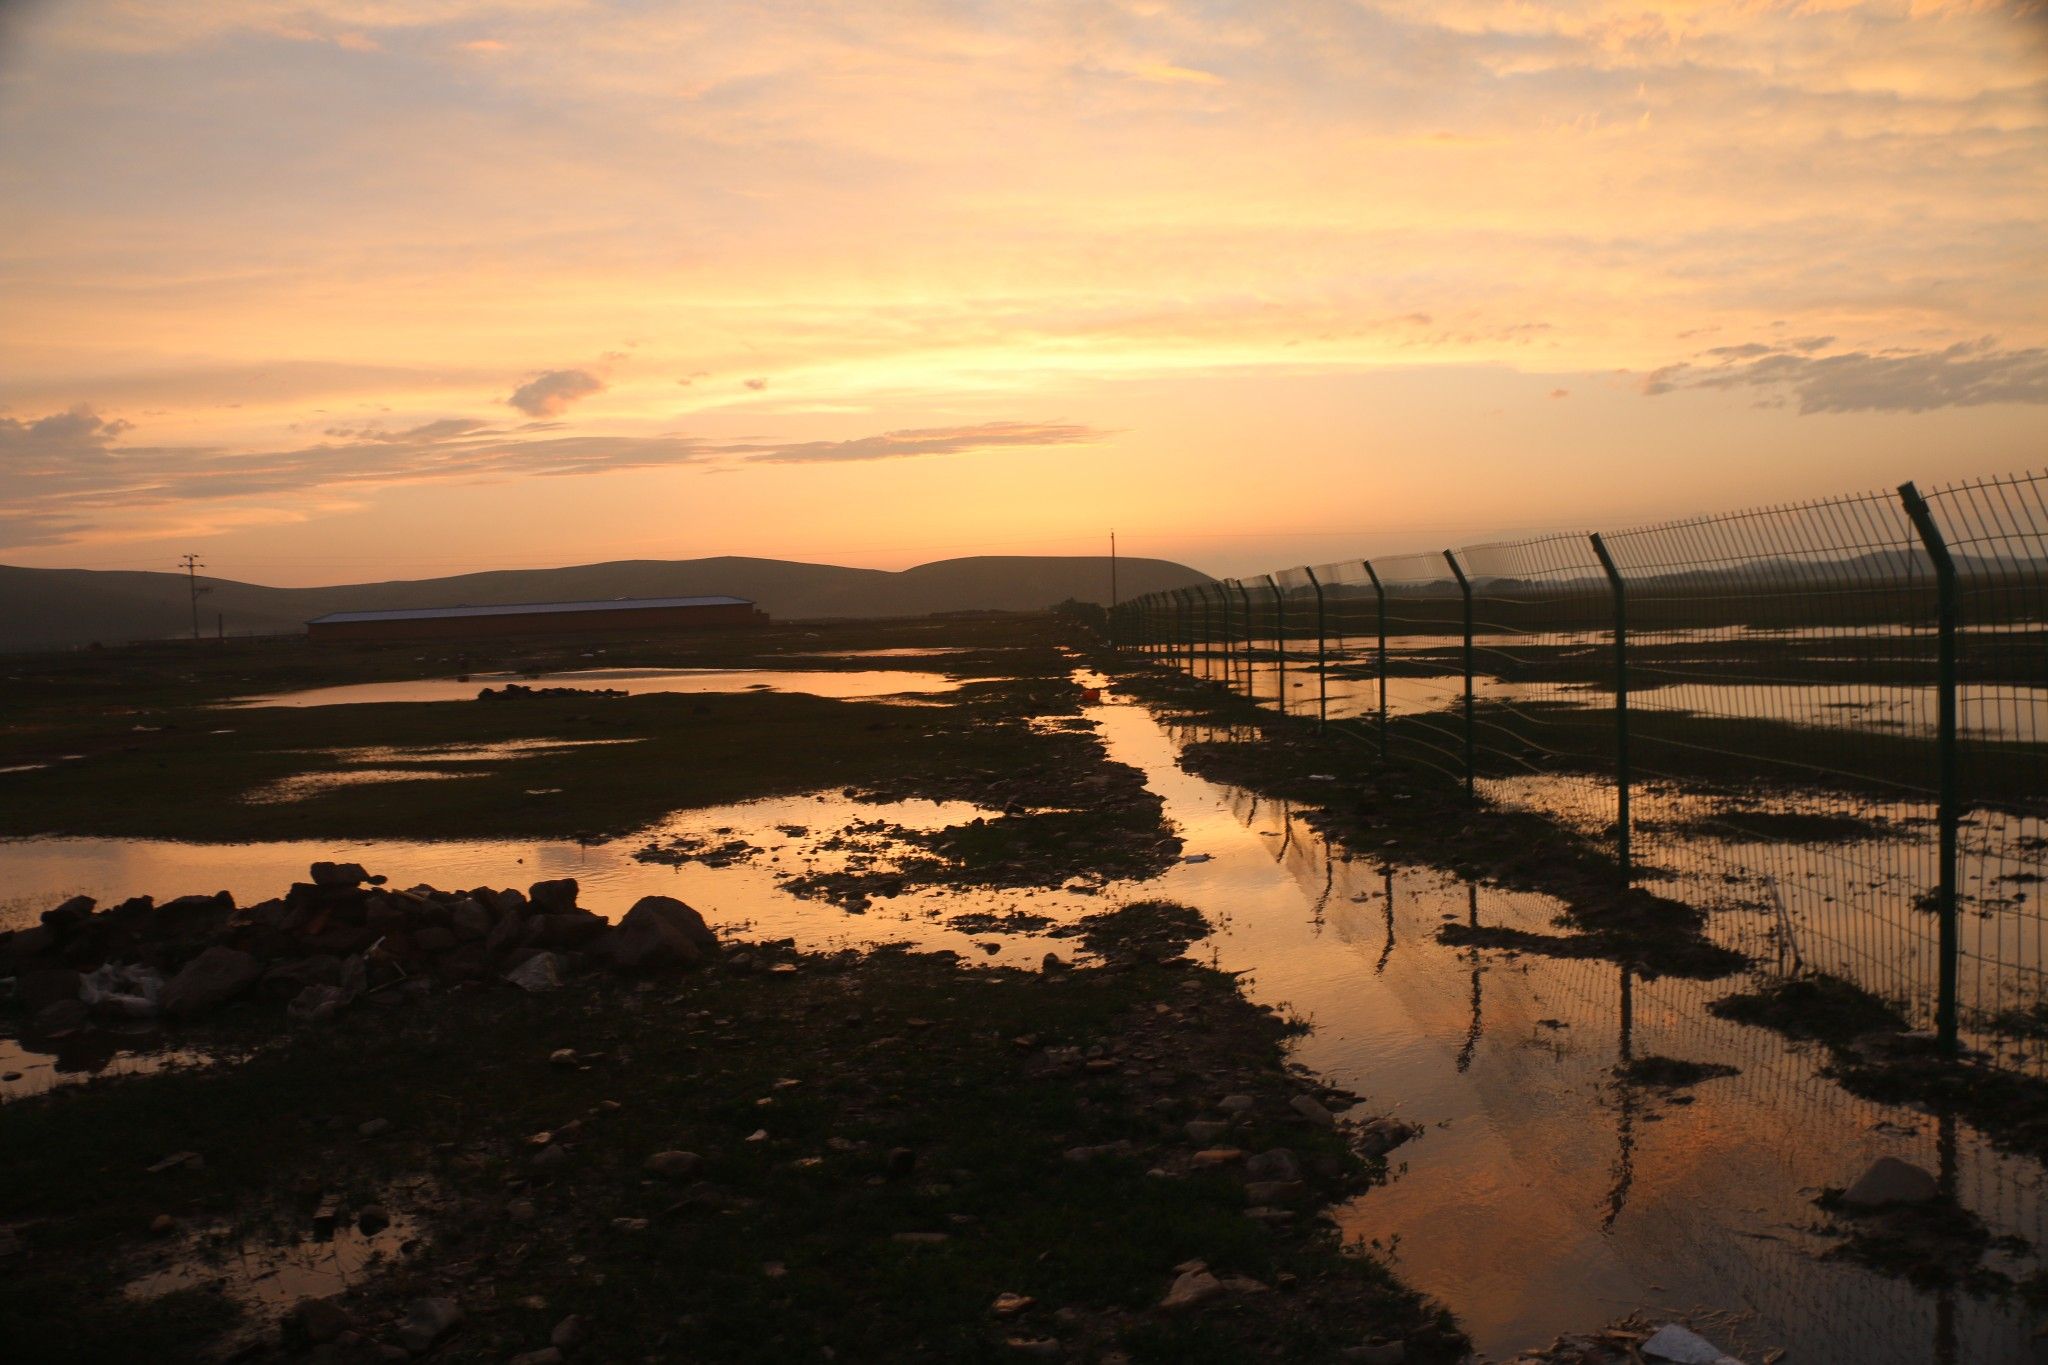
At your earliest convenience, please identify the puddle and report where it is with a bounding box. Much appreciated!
[3,675,2043,1360]
[226,668,983,708]
[0,1029,212,1101]
[124,1179,431,1327]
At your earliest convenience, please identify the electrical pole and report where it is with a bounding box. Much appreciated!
[1109,530,1118,649]
[179,553,206,642]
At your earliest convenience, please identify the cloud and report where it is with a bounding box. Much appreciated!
[1641,338,2048,414]
[0,409,1112,548]
[506,369,606,417]
[738,421,1108,465]
[743,377,769,391]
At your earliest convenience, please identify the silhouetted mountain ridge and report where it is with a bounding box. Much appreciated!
[0,554,1212,651]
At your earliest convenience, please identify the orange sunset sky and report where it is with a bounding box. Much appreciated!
[1,1,2043,583]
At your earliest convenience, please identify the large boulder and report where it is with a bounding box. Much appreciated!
[622,896,719,957]
[528,879,580,914]
[594,903,703,974]
[1840,1156,1939,1209]
[309,861,372,889]
[161,946,264,1019]
[147,892,235,945]
[528,911,606,949]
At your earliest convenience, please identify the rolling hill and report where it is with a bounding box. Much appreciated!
[0,555,1212,652]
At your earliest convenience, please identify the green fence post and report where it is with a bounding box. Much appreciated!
[1305,566,1328,727]
[1364,560,1387,761]
[1444,550,1475,800]
[1266,575,1286,716]
[1900,480,1960,1053]
[1589,533,1631,886]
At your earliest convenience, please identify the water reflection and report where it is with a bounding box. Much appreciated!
[1,678,2041,1361]
[226,667,983,708]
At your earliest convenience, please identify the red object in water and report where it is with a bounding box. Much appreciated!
[1080,687,1103,703]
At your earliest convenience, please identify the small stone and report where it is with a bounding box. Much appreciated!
[891,1231,950,1245]
[1159,1268,1224,1311]
[357,1118,391,1138]
[1839,1156,1940,1209]
[1217,1094,1255,1114]
[549,1047,579,1067]
[148,1213,177,1236]
[1245,1148,1302,1182]
[509,1350,563,1365]
[1005,1338,1061,1359]
[1245,1180,1307,1204]
[289,1295,353,1345]
[533,1144,569,1169]
[1184,1120,1229,1143]
[550,1314,588,1349]
[611,1216,649,1233]
[887,1147,917,1176]
[644,1150,702,1179]
[146,1151,203,1174]
[992,1292,1035,1317]
[1289,1093,1338,1128]
[394,1297,463,1354]
[506,1199,537,1223]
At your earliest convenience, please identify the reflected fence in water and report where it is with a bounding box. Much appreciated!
[1221,786,2043,1365]
[1118,472,2047,1071]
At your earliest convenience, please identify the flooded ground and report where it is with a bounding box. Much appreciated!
[227,667,983,708]
[3,677,2042,1361]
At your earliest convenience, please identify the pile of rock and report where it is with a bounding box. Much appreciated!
[476,683,626,700]
[0,863,719,1034]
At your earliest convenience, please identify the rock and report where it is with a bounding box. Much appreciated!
[1358,1118,1418,1158]
[261,955,343,1001]
[448,899,492,941]
[41,894,94,929]
[887,1147,917,1177]
[1244,1180,1307,1204]
[149,1213,177,1236]
[550,1314,588,1349]
[1159,1268,1225,1311]
[358,1117,391,1138]
[146,1151,203,1174]
[393,1297,464,1354]
[309,861,371,889]
[356,1204,390,1234]
[622,895,718,953]
[506,952,566,993]
[528,878,580,914]
[413,926,457,955]
[161,946,264,1019]
[1184,1119,1230,1144]
[287,983,351,1024]
[1341,1343,1405,1364]
[643,1150,702,1179]
[506,1199,537,1224]
[1289,1094,1338,1128]
[32,998,89,1036]
[510,1350,564,1365]
[1641,1323,1743,1365]
[1217,1094,1255,1115]
[484,905,528,961]
[149,892,235,942]
[1041,953,1070,973]
[991,1293,1035,1317]
[611,1216,649,1232]
[548,1047,579,1067]
[19,967,82,1016]
[1245,1148,1302,1182]
[1005,1338,1061,1359]
[1839,1156,1940,1209]
[289,1295,354,1346]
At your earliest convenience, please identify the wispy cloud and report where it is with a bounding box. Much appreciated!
[507,368,606,418]
[0,410,1112,548]
[1641,338,2048,414]
[737,421,1108,465]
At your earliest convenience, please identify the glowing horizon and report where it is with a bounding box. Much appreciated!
[2,1,2043,585]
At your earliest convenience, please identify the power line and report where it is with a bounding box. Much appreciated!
[178,553,208,642]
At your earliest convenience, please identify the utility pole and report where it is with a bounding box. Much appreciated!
[1108,530,1118,648]
[179,553,206,642]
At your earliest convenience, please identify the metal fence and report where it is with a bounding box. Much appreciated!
[1114,473,2047,1069]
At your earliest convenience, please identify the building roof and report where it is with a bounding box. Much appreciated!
[308,595,754,625]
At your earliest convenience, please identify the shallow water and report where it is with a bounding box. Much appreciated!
[227,667,981,708]
[3,677,2043,1360]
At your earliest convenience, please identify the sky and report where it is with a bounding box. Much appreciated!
[1,0,2043,585]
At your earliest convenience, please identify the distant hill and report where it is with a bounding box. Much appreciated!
[0,554,1212,651]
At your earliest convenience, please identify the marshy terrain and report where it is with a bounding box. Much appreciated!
[1,615,2043,1363]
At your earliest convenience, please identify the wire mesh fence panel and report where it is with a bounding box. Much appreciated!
[1271,567,1319,719]
[1310,558,1389,751]
[1592,491,1948,1034]
[1367,550,1471,789]
[1457,532,1623,864]
[1923,471,2048,1069]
